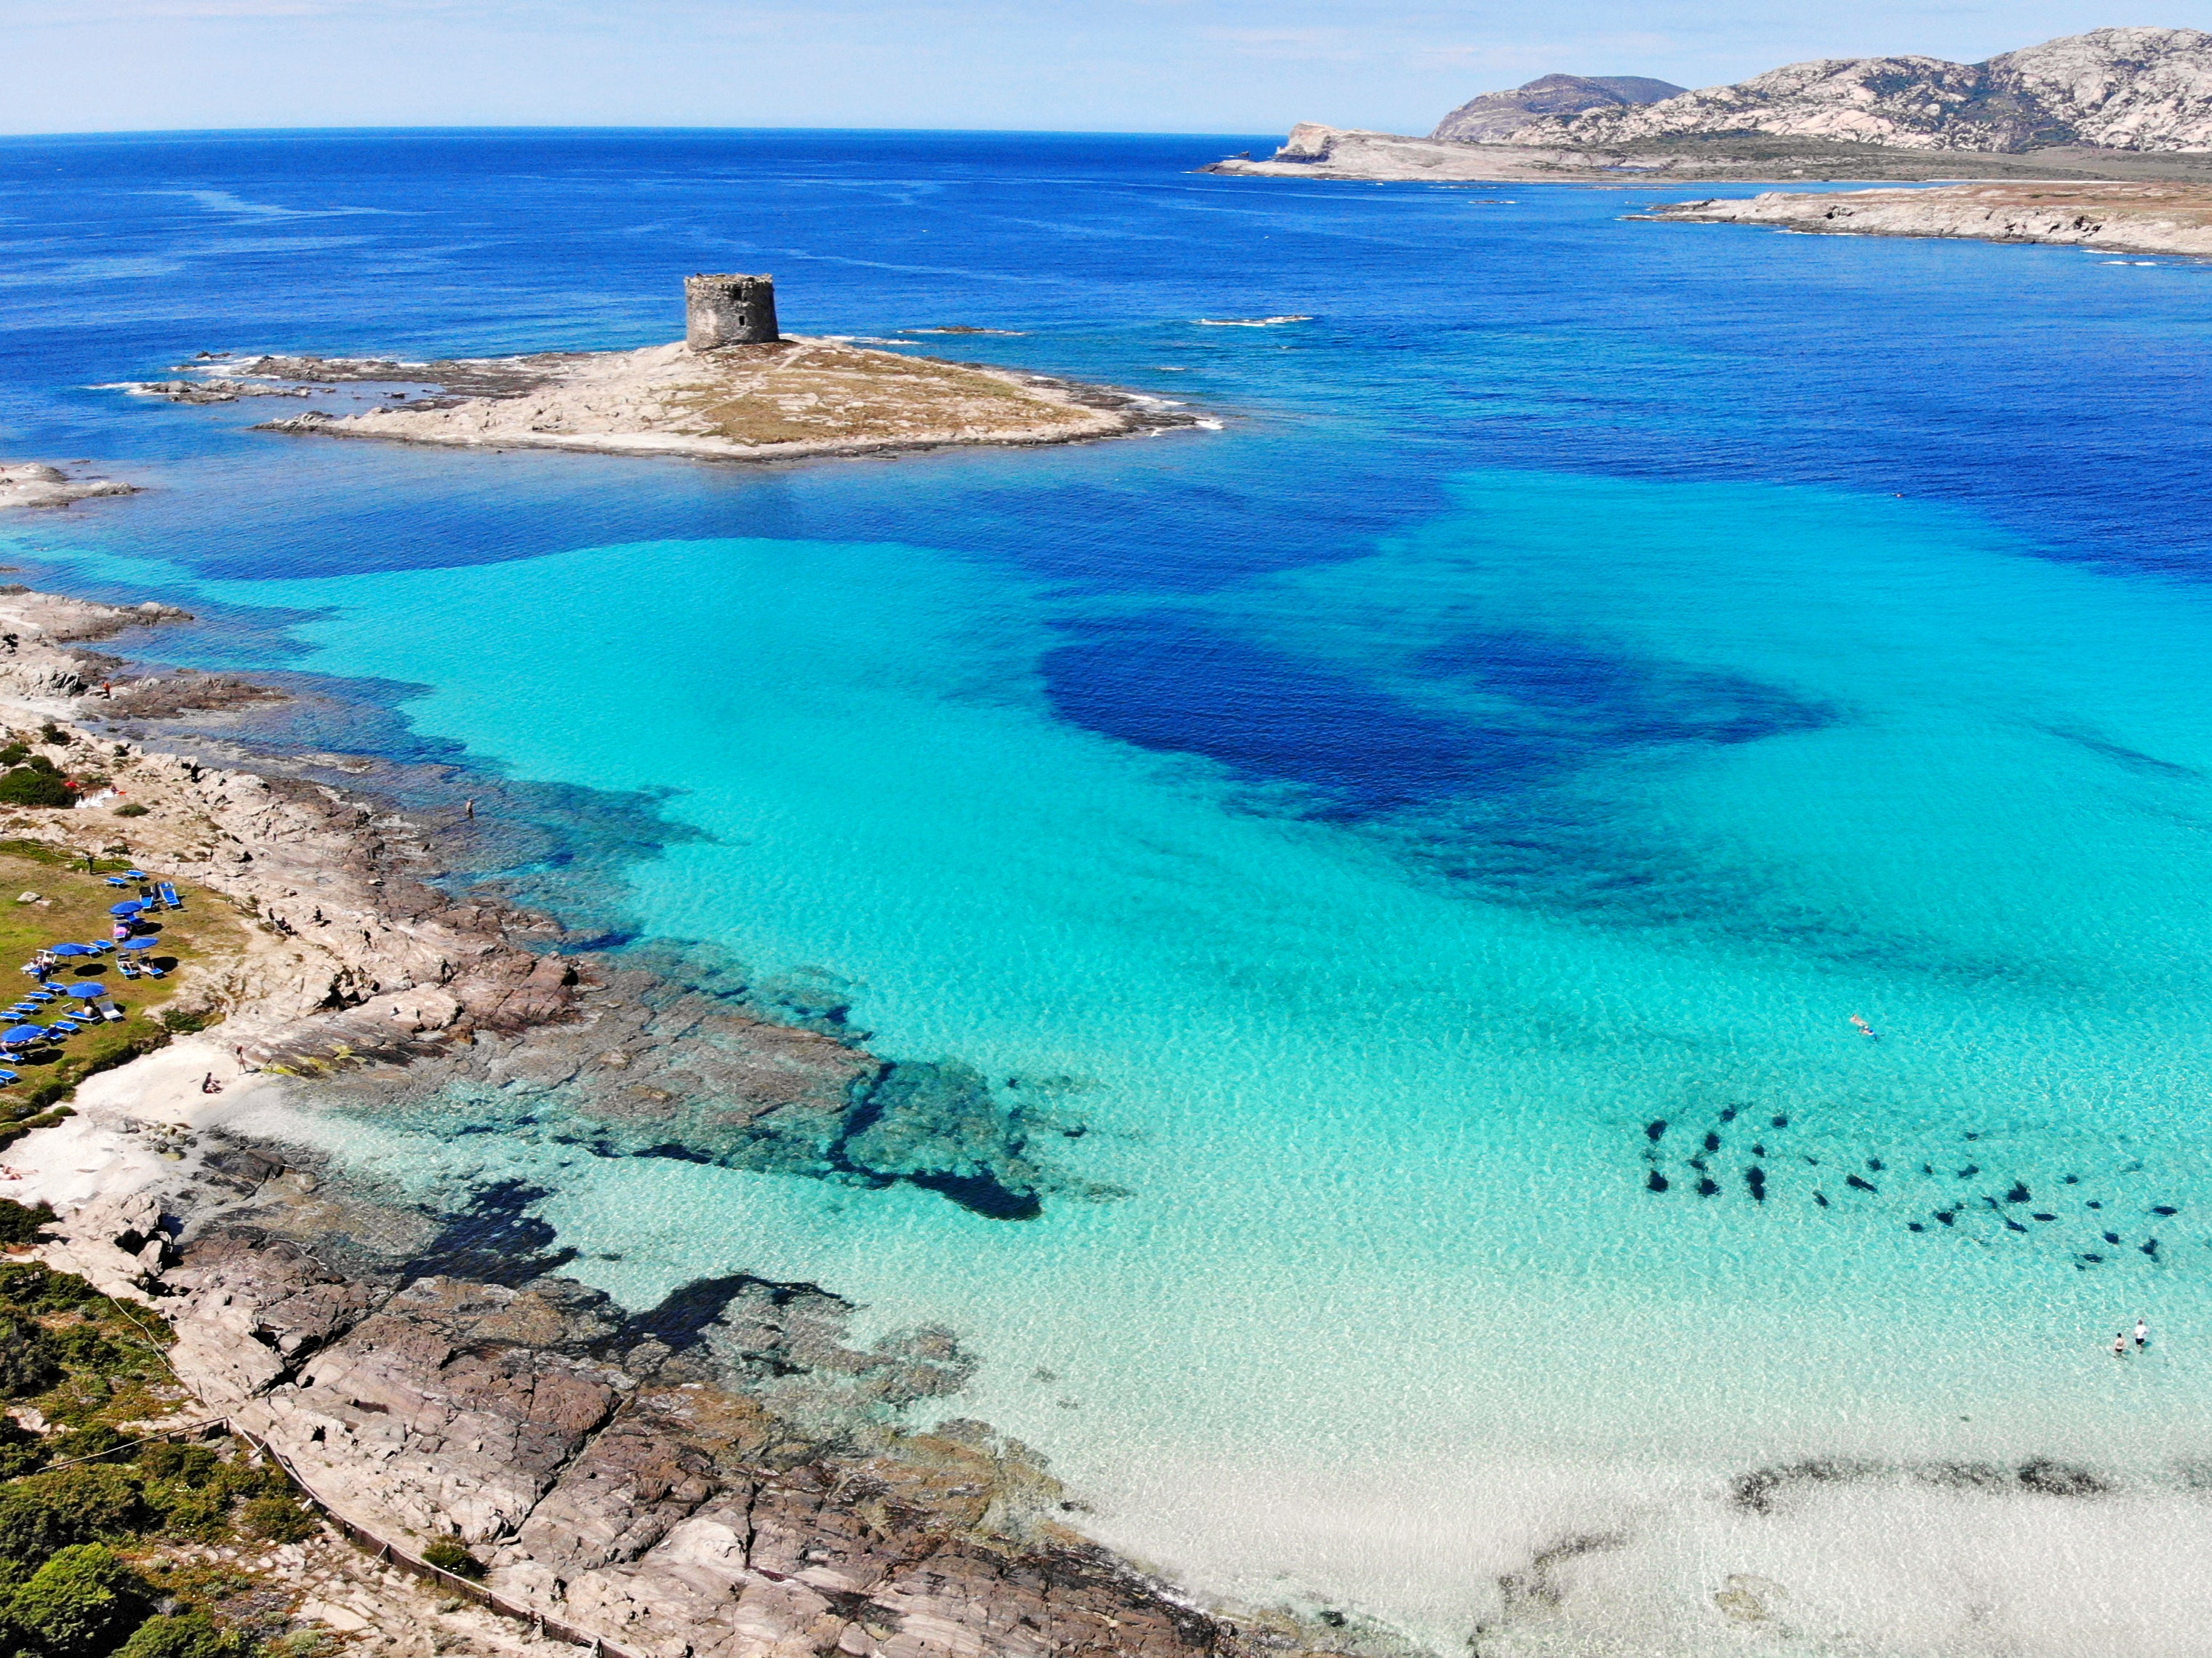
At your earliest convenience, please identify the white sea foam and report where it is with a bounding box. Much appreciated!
[1194,316,1314,327]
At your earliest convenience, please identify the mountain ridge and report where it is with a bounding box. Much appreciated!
[1492,27,2212,153]
[1432,73,1686,143]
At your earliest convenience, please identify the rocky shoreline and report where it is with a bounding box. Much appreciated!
[1640,180,2212,257]
[0,583,1343,1658]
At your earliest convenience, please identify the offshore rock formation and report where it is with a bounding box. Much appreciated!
[0,461,137,509]
[121,279,1199,469]
[250,340,1180,466]
[1646,180,2212,257]
[1432,73,1684,143]
[1510,28,2212,153]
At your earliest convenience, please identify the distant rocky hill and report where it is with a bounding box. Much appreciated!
[1496,28,2212,153]
[1432,73,1686,143]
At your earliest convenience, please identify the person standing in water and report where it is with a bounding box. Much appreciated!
[2136,1318,2149,1350]
[2114,1331,2129,1358]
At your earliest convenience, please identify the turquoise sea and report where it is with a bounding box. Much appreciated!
[7,129,2212,1654]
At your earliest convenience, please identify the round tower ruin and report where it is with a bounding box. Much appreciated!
[685,273,780,350]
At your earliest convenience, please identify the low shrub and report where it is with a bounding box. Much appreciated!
[0,1313,63,1399]
[236,1496,315,1543]
[114,804,149,819]
[2,1542,144,1658]
[0,1465,144,1564]
[116,1610,244,1658]
[0,1199,52,1246]
[419,1539,484,1580]
[0,769,76,809]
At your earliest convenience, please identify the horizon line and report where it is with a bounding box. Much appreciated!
[0,123,1289,145]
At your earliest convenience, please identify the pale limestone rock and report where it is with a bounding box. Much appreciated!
[0,462,137,510]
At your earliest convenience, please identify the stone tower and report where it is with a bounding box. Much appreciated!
[686,273,780,349]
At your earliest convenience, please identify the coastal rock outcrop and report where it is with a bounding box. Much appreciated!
[142,1225,1332,1658]
[1510,28,2212,153]
[1646,180,2212,257]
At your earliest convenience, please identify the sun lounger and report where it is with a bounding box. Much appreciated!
[159,884,180,909]
[142,966,166,979]
[0,1071,17,1085]
[100,1006,123,1022]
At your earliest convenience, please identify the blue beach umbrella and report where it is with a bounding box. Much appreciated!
[121,938,157,952]
[48,943,94,956]
[3,1025,46,1044]
[110,902,144,916]
[69,985,106,1000]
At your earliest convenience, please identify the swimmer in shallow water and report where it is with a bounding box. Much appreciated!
[2136,1317,2149,1350]
[2114,1331,2129,1358]
[1851,1014,1877,1038]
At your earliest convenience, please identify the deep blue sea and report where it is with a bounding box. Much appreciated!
[7,129,2212,1655]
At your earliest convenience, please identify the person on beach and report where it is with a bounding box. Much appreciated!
[463,798,476,820]
[2114,1331,2129,1358]
[200,1073,223,1094]
[2136,1318,2150,1350]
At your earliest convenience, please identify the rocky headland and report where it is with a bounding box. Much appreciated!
[0,582,1341,1658]
[1209,28,2212,185]
[1642,180,2212,257]
[121,340,1197,468]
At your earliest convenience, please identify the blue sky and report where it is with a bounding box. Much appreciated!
[2,1,2205,137]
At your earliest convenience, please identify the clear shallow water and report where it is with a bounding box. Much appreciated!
[9,130,2212,1654]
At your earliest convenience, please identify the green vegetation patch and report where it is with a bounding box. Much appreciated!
[0,1264,316,1658]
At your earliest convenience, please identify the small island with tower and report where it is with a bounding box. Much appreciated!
[123,273,1198,465]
